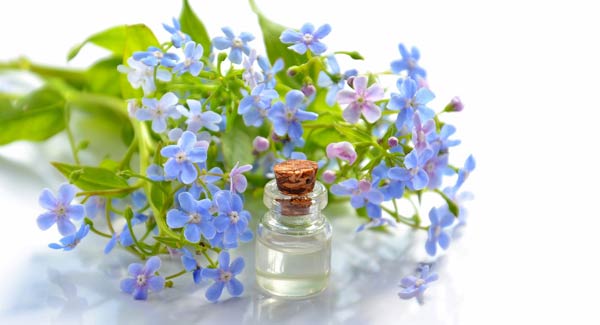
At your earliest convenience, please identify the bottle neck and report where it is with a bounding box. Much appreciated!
[262,179,328,233]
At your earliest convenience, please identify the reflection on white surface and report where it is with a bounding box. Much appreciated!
[0,142,461,325]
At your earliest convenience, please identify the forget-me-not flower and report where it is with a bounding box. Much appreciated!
[268,90,317,140]
[212,27,254,64]
[331,179,384,218]
[388,149,433,191]
[242,49,262,89]
[181,248,203,284]
[37,184,84,236]
[84,196,106,219]
[104,214,148,254]
[163,18,191,48]
[179,99,222,133]
[48,225,90,251]
[229,162,252,194]
[173,41,204,76]
[117,58,171,95]
[318,55,358,106]
[427,124,461,154]
[412,115,435,152]
[398,264,438,304]
[257,56,283,89]
[133,46,178,67]
[280,23,331,55]
[388,78,435,130]
[135,92,181,133]
[425,205,454,256]
[161,131,207,184]
[120,256,165,300]
[201,251,245,302]
[213,190,252,246]
[372,162,405,200]
[337,76,384,123]
[391,43,427,80]
[167,192,216,243]
[238,84,278,127]
[423,154,451,190]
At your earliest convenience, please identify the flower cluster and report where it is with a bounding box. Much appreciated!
[25,0,475,306]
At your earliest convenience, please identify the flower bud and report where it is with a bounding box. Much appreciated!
[346,76,355,88]
[217,52,228,63]
[387,136,399,148]
[253,136,269,152]
[444,96,464,112]
[322,170,336,184]
[301,84,316,97]
[287,66,299,77]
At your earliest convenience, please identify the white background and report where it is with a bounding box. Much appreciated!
[1,0,599,324]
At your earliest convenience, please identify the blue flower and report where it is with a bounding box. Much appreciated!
[133,46,179,67]
[331,179,384,218]
[48,225,89,251]
[281,136,305,158]
[268,90,317,140]
[189,166,223,199]
[412,115,435,153]
[290,152,307,160]
[242,49,262,89]
[163,18,191,48]
[212,27,254,64]
[238,84,278,127]
[179,99,222,133]
[84,196,106,219]
[280,23,331,55]
[229,162,252,194]
[117,58,172,95]
[146,163,173,181]
[388,78,435,131]
[161,131,207,184]
[388,149,433,191]
[173,41,204,76]
[167,192,216,243]
[444,155,476,198]
[317,55,358,106]
[390,44,427,80]
[213,190,252,246]
[37,183,84,236]
[427,124,461,154]
[398,264,438,304]
[181,248,203,284]
[135,92,181,133]
[201,251,245,302]
[104,214,148,254]
[425,206,454,256]
[120,256,165,300]
[372,162,405,200]
[423,153,451,190]
[257,56,283,89]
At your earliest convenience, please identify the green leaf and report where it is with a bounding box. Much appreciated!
[221,116,254,168]
[150,183,165,211]
[179,0,211,57]
[51,162,130,194]
[68,25,126,61]
[85,56,122,97]
[153,236,180,248]
[0,87,65,145]
[436,189,460,217]
[249,0,306,88]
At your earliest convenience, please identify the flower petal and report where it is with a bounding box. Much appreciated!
[39,189,57,209]
[229,257,245,275]
[184,224,201,243]
[166,209,190,229]
[218,251,230,269]
[37,212,57,230]
[148,276,165,292]
[201,268,220,280]
[57,218,76,236]
[226,277,244,297]
[120,278,136,294]
[205,281,225,302]
[145,256,162,274]
[57,184,77,204]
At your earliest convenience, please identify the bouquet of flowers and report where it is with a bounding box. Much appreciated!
[0,0,474,304]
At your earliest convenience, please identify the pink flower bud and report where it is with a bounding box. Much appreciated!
[253,136,269,152]
[346,76,355,88]
[322,170,336,184]
[388,136,399,147]
[444,96,464,112]
[326,141,357,165]
[301,84,316,97]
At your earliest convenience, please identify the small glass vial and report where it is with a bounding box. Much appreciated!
[255,160,332,298]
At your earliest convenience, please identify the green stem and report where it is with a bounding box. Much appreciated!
[119,134,138,170]
[88,224,112,238]
[165,269,187,280]
[105,200,115,234]
[126,213,153,255]
[63,103,81,165]
[202,250,217,267]
[382,205,428,230]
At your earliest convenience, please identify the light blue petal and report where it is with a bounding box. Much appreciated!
[188,147,207,163]
[133,288,148,300]
[308,41,327,55]
[57,184,77,204]
[285,90,305,109]
[214,215,230,232]
[160,145,180,158]
[128,263,144,276]
[66,205,84,220]
[229,48,242,64]
[425,239,437,256]
[145,256,161,274]
[184,224,201,243]
[280,30,302,43]
[438,232,451,249]
[201,268,220,280]
[205,281,225,302]
[148,276,165,292]
[57,218,76,236]
[415,87,435,105]
[314,24,331,39]
[226,277,244,296]
[388,167,410,181]
[104,234,118,254]
[200,222,216,239]
[366,203,382,218]
[212,36,231,50]
[223,225,238,244]
[37,212,57,230]
[166,209,190,228]
[289,43,307,54]
[412,170,429,190]
[151,117,167,133]
[120,278,136,294]
[178,192,196,213]
[218,251,230,269]
[179,162,198,184]
[39,189,57,209]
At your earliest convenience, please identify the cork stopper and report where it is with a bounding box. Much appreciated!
[273,160,318,216]
[274,160,318,195]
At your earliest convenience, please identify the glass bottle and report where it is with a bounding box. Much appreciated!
[255,160,332,298]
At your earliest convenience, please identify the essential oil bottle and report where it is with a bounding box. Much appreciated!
[255,160,332,298]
